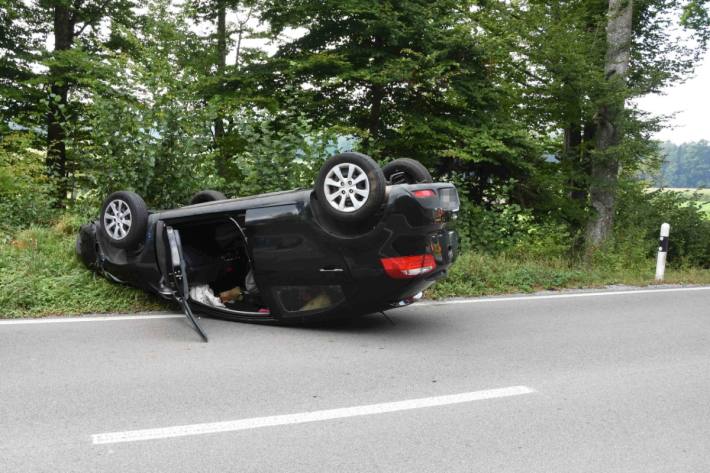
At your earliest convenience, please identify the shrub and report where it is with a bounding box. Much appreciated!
[453,177,574,257]
[81,93,217,210]
[0,133,57,238]
[225,108,357,197]
[615,182,710,267]
[454,179,532,252]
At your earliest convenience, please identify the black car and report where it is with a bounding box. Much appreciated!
[77,153,459,340]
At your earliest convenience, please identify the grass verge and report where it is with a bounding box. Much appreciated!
[429,251,710,299]
[2,222,710,318]
[0,221,167,318]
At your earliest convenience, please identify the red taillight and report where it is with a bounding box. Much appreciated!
[380,254,436,279]
[412,189,436,199]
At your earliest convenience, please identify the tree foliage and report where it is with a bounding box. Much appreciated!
[260,0,543,193]
[478,0,709,245]
[1,0,710,258]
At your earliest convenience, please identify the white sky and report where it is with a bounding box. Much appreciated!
[636,51,710,144]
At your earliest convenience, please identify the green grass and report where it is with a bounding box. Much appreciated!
[3,220,710,318]
[429,251,710,299]
[0,219,167,318]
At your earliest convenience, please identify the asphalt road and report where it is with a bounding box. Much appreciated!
[2,287,710,473]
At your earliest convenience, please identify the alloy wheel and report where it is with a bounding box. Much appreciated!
[323,163,370,213]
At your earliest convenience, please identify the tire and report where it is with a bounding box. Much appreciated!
[382,158,433,184]
[315,152,386,223]
[99,191,149,249]
[189,189,227,205]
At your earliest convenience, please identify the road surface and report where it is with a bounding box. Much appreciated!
[1,287,710,472]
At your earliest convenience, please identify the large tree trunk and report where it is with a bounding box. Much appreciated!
[585,0,632,247]
[46,4,74,206]
[213,0,229,178]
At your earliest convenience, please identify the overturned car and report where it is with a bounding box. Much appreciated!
[77,153,459,340]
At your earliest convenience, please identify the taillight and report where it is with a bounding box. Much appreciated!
[380,254,436,279]
[412,189,436,199]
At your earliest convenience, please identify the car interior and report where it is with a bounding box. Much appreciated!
[174,217,266,314]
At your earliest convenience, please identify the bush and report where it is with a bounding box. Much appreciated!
[225,108,357,197]
[615,182,710,267]
[454,179,531,252]
[81,93,217,210]
[453,177,573,257]
[0,133,57,238]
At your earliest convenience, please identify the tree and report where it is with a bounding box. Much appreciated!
[0,1,43,133]
[82,0,218,208]
[585,0,634,245]
[259,0,542,201]
[481,0,710,247]
[187,0,262,180]
[29,0,137,205]
[656,141,710,187]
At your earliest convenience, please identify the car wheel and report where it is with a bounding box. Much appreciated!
[99,191,149,249]
[189,190,227,205]
[315,152,386,223]
[382,158,433,184]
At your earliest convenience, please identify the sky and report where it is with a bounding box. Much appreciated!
[636,51,710,144]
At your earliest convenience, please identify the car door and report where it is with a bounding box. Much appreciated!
[245,204,352,285]
[245,204,351,317]
[155,222,208,341]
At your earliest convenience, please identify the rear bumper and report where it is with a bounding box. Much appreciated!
[338,227,458,316]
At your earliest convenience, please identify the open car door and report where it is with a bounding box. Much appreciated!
[161,225,209,342]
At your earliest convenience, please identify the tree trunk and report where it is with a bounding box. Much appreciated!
[361,34,384,152]
[569,119,597,206]
[214,0,229,178]
[585,0,632,247]
[46,4,74,206]
[564,120,582,201]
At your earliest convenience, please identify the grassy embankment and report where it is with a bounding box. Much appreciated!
[0,218,167,318]
[2,215,710,318]
[428,251,710,299]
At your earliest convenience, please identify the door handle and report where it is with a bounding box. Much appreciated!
[319,267,344,272]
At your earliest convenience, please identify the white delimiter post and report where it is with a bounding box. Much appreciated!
[655,223,671,282]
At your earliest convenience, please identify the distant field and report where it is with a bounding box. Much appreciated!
[649,187,710,217]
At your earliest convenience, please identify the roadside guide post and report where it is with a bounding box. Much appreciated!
[655,223,670,282]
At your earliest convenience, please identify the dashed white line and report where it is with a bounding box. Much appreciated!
[92,386,535,444]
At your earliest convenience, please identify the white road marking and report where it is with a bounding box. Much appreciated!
[92,386,535,445]
[0,314,183,325]
[415,286,710,307]
[4,286,709,326]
